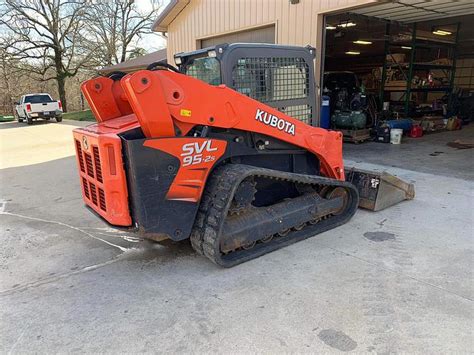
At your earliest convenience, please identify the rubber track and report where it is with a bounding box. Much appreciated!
[190,164,359,267]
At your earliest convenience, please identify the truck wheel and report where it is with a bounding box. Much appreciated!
[26,115,33,125]
[56,115,63,123]
[15,112,23,122]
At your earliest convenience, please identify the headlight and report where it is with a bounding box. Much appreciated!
[207,50,217,58]
[174,56,182,65]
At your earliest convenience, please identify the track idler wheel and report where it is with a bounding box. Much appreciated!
[325,187,349,216]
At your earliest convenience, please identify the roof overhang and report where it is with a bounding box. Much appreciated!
[351,0,474,23]
[98,48,167,75]
[152,0,190,32]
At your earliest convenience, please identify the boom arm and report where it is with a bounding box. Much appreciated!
[81,70,345,180]
[119,70,345,180]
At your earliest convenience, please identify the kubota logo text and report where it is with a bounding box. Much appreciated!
[181,140,218,167]
[255,108,295,136]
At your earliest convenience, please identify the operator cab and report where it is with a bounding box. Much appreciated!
[174,43,317,126]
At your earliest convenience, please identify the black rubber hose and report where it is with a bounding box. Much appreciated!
[107,71,127,81]
[146,61,180,73]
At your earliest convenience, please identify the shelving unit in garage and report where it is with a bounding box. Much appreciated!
[379,22,460,118]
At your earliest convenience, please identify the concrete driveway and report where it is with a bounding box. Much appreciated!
[0,120,472,353]
[0,120,82,169]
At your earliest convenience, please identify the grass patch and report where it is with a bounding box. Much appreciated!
[0,115,15,122]
[63,110,96,121]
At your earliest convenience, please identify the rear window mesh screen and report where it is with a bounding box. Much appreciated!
[232,57,310,119]
[280,105,312,124]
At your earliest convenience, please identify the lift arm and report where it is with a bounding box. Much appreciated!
[119,70,345,180]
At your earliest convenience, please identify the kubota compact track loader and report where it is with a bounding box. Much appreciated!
[73,44,408,267]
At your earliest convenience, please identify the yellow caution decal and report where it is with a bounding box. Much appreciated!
[180,109,192,117]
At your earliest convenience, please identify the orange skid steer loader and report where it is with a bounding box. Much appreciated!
[73,44,412,267]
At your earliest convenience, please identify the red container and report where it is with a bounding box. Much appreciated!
[409,125,423,138]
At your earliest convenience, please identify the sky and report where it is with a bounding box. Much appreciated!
[136,0,170,52]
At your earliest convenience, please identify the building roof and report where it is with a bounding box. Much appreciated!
[152,0,189,32]
[98,48,167,74]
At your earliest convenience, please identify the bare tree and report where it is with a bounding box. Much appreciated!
[0,0,96,111]
[0,46,16,115]
[0,42,55,115]
[85,0,163,66]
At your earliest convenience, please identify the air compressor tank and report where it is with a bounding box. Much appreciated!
[331,110,367,130]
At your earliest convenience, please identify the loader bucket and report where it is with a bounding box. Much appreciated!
[345,167,415,211]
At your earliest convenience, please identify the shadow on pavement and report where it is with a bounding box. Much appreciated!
[0,119,89,130]
[0,119,59,130]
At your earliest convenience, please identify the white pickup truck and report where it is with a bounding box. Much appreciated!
[15,93,63,124]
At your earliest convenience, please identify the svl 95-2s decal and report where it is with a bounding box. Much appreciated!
[144,138,227,202]
[181,140,218,167]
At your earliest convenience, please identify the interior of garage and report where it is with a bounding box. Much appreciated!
[321,6,473,146]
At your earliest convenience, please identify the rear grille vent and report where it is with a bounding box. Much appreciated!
[85,153,94,178]
[92,146,103,183]
[82,177,90,199]
[98,188,106,211]
[89,182,98,205]
[75,140,107,213]
[75,140,85,172]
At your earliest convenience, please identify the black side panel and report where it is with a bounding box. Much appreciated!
[122,139,198,241]
[230,152,319,176]
[121,128,321,242]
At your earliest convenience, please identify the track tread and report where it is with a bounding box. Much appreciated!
[189,166,224,255]
[190,164,359,267]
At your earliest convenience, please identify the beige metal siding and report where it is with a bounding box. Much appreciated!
[165,0,380,123]
[167,0,379,63]
[200,25,275,48]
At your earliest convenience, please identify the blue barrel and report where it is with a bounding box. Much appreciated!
[385,119,413,132]
[320,95,330,128]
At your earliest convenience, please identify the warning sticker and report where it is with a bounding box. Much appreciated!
[180,109,192,117]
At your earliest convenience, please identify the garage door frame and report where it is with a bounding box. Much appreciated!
[196,22,277,49]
